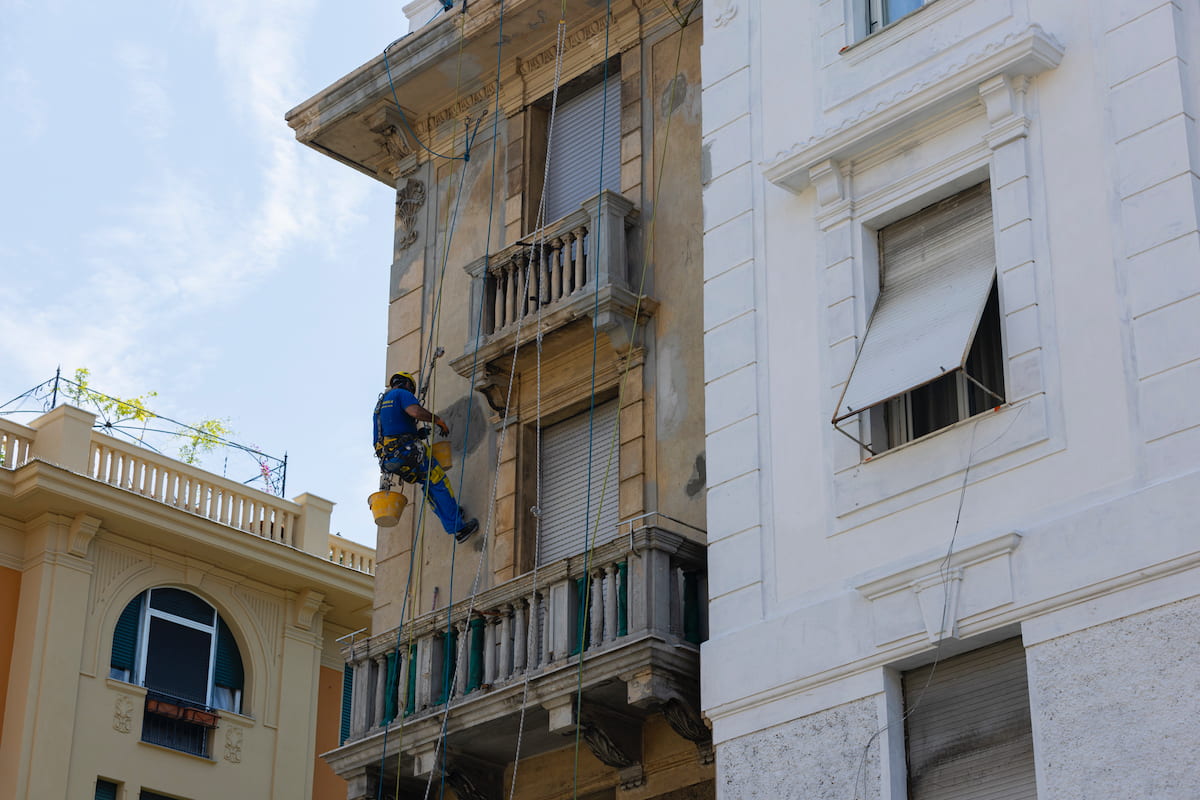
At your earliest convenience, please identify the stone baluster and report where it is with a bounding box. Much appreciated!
[505,260,518,328]
[499,604,514,681]
[397,647,409,716]
[516,253,529,323]
[590,570,604,650]
[543,243,555,306]
[483,616,497,686]
[491,267,505,332]
[349,655,371,738]
[527,593,541,670]
[513,600,528,675]
[604,563,619,643]
[373,654,388,727]
[455,621,469,697]
[573,225,588,292]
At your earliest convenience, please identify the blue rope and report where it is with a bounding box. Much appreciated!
[382,48,474,163]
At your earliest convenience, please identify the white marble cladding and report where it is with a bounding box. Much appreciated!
[700,2,1200,798]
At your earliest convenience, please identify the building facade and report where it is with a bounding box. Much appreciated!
[288,1,712,798]
[0,405,374,800]
[700,0,1200,798]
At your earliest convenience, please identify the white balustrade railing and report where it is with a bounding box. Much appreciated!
[0,418,35,469]
[330,535,376,575]
[467,191,638,339]
[88,432,299,545]
[341,527,705,740]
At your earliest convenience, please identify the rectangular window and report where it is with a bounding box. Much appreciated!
[867,0,926,34]
[537,400,621,566]
[902,637,1037,800]
[95,779,119,800]
[527,59,622,231]
[835,181,1005,450]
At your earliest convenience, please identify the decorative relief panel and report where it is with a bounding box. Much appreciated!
[113,694,135,734]
[224,727,243,763]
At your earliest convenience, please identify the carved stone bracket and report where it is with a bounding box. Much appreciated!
[291,588,326,631]
[444,758,503,800]
[68,513,102,557]
[395,178,427,251]
[660,697,714,765]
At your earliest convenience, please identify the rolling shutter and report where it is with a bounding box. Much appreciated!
[340,666,354,744]
[214,616,244,691]
[538,400,621,565]
[544,76,622,225]
[903,637,1037,800]
[111,595,143,672]
[835,182,996,422]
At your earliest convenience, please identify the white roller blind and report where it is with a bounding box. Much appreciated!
[904,637,1037,800]
[834,182,996,422]
[538,400,620,566]
[544,76,622,225]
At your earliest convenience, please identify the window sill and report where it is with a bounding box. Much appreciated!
[831,394,1058,532]
[106,677,147,696]
[138,739,217,764]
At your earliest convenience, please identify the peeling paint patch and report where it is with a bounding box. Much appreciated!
[686,453,706,497]
[439,394,488,457]
[662,73,688,118]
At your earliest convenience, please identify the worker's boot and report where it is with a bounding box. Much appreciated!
[454,517,479,544]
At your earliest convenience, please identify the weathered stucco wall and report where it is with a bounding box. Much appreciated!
[1026,597,1200,799]
[715,696,880,800]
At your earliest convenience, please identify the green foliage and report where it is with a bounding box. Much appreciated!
[64,368,233,467]
[64,368,157,425]
[178,417,233,465]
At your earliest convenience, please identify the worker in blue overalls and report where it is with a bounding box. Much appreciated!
[373,371,478,543]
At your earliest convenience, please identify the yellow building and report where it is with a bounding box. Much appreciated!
[287,1,710,798]
[0,404,375,800]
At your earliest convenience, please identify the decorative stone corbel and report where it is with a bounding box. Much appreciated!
[473,364,514,414]
[808,159,847,210]
[978,74,1031,149]
[68,513,102,557]
[444,755,503,800]
[660,697,714,765]
[290,588,326,631]
[545,698,645,789]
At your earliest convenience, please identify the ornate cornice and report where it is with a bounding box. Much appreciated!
[763,24,1064,193]
[516,17,608,77]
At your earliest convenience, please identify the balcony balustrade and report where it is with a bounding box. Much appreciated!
[330,523,708,793]
[1,407,375,573]
[453,191,654,402]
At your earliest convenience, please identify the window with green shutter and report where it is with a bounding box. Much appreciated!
[110,595,143,680]
[339,666,354,744]
[94,778,119,800]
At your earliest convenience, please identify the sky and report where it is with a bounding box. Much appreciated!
[0,0,415,545]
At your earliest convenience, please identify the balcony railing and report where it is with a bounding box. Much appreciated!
[336,524,706,776]
[90,433,299,545]
[330,535,376,575]
[0,418,35,469]
[1,407,377,573]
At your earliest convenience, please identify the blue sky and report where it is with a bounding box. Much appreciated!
[1,0,412,544]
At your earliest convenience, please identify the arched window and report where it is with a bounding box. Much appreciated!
[110,587,245,713]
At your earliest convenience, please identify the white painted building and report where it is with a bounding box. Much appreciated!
[699,1,1200,798]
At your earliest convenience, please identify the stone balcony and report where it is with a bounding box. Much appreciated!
[327,521,708,797]
[451,191,657,408]
[0,408,375,574]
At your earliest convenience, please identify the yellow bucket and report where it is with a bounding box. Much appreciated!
[368,491,407,527]
[431,440,453,469]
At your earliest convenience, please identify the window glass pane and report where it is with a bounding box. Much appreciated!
[149,588,214,625]
[144,617,211,703]
[885,0,923,24]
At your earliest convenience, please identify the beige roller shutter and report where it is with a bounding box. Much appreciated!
[835,182,997,422]
[903,637,1037,800]
[537,400,620,566]
[544,77,622,225]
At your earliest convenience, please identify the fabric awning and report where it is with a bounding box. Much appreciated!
[834,182,996,423]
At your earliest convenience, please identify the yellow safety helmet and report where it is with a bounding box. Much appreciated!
[388,371,417,392]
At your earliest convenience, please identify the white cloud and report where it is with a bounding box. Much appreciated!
[114,42,171,140]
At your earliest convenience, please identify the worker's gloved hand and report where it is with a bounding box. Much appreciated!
[436,417,450,437]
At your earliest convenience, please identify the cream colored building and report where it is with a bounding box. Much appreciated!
[287,1,711,798]
[0,404,375,800]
